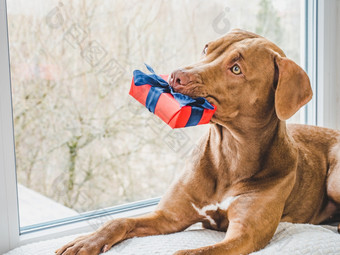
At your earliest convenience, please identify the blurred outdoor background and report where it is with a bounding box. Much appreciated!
[6,0,302,227]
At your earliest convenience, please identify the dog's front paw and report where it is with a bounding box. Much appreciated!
[55,219,131,255]
[55,233,112,255]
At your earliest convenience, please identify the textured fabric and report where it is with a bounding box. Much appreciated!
[5,222,340,255]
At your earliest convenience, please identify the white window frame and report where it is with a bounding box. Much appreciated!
[0,0,338,253]
[304,0,340,128]
[0,0,20,253]
[315,0,340,129]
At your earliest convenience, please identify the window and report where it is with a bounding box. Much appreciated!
[3,0,336,253]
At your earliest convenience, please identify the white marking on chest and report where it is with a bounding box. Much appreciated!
[191,196,239,226]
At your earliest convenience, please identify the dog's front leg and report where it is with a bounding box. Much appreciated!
[173,222,254,255]
[174,222,272,255]
[55,210,195,255]
[174,194,286,255]
[56,182,199,255]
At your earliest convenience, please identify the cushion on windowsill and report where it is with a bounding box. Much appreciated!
[4,222,340,255]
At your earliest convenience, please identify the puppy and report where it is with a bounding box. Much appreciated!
[56,29,340,255]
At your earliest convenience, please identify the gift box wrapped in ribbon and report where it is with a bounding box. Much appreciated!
[129,64,216,129]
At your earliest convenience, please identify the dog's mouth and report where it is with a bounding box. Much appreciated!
[170,81,220,108]
[171,82,206,98]
[169,75,219,106]
[172,85,219,107]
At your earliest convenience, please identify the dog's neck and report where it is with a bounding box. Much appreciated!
[209,114,288,180]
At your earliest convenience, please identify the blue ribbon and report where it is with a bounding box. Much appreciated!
[133,64,214,127]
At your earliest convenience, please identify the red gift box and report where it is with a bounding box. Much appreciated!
[129,74,216,129]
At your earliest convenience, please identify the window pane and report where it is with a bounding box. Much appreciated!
[6,0,302,229]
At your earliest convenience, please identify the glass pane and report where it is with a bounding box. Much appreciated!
[6,0,303,229]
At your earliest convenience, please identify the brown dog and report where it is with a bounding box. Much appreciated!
[56,29,340,255]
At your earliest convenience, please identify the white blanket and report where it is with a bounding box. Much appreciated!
[5,222,340,255]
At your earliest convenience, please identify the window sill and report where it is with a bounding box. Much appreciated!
[19,202,158,246]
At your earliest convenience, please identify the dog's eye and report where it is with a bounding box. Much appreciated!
[231,65,242,75]
[203,45,208,54]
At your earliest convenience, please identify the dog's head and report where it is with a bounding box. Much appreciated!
[169,29,312,127]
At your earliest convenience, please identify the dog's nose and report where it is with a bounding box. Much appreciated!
[169,69,192,89]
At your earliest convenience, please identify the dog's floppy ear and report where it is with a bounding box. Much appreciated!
[274,55,312,120]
